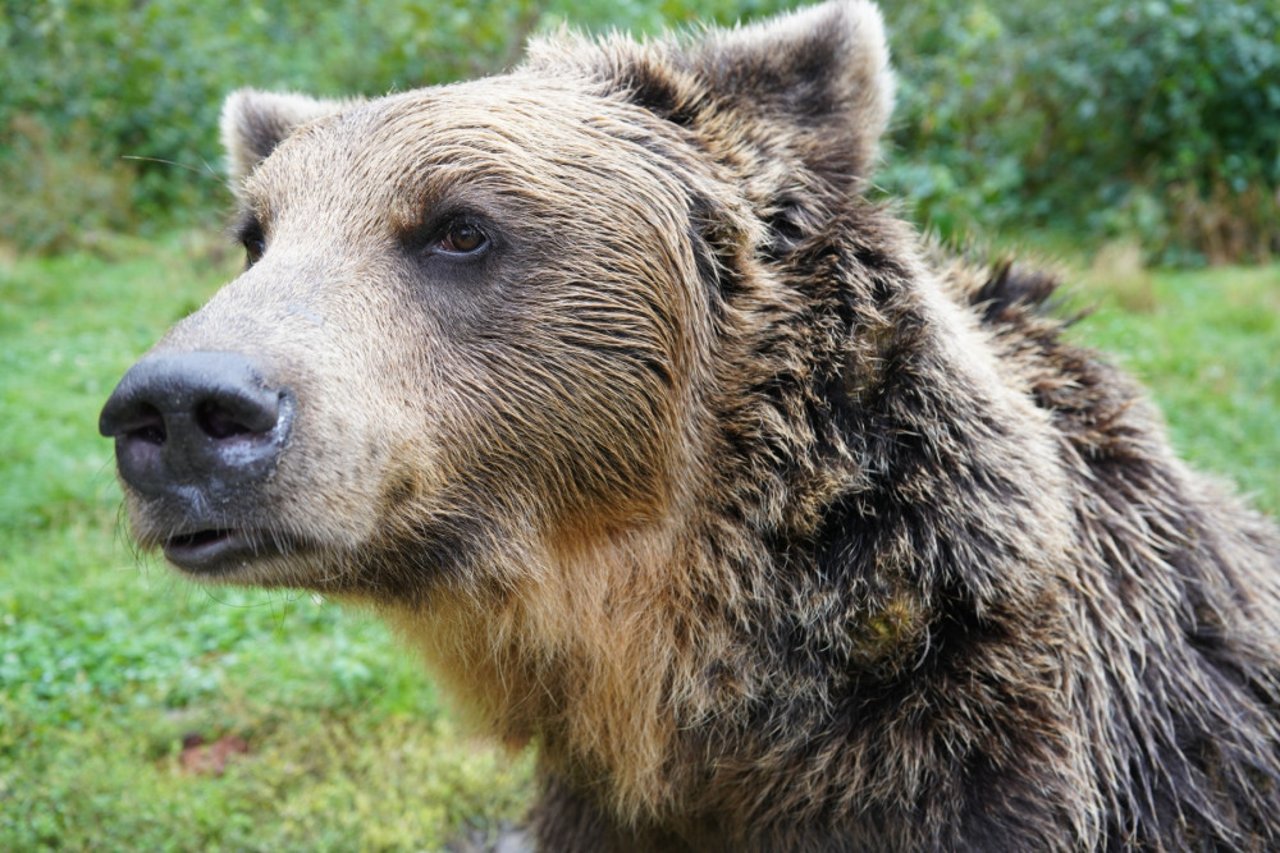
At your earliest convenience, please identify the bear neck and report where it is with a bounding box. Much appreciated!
[385,206,1093,829]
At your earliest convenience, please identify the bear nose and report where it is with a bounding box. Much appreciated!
[99,351,291,498]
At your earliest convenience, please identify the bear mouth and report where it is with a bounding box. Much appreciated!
[163,527,289,574]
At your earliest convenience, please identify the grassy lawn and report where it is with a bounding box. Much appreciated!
[1075,259,1280,515]
[1,233,1276,850]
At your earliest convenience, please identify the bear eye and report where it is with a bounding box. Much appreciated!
[434,220,489,256]
[238,218,267,267]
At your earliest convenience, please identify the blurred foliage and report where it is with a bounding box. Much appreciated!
[882,0,1280,265]
[1,0,1277,264]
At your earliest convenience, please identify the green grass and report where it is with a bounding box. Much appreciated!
[1,233,1276,850]
[1073,259,1280,515]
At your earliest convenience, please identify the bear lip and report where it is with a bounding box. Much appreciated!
[163,527,287,574]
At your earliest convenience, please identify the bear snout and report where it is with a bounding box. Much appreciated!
[99,350,293,506]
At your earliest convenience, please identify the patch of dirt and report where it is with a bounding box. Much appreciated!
[178,733,250,776]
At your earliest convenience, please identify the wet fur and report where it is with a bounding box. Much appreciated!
[122,1,1280,849]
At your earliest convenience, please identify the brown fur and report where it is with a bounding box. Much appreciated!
[105,2,1280,849]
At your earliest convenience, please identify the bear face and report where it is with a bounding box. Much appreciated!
[101,0,893,599]
[135,83,710,592]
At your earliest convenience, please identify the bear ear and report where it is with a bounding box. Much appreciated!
[220,88,351,191]
[676,0,894,182]
[530,0,894,190]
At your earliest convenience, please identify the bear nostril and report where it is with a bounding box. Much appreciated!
[117,403,168,446]
[191,384,281,440]
[196,398,259,440]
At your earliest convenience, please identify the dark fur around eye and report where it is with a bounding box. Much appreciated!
[235,216,267,266]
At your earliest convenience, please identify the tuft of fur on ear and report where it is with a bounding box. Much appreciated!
[525,0,894,194]
[219,89,352,191]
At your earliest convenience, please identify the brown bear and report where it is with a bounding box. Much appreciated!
[99,1,1280,849]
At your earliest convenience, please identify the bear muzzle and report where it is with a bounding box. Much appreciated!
[99,351,296,573]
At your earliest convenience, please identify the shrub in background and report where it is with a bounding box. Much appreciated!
[0,115,135,256]
[2,0,1276,263]
[0,0,792,254]
[882,0,1280,264]
[1061,0,1279,264]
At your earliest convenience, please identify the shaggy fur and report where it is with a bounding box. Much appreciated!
[104,1,1280,849]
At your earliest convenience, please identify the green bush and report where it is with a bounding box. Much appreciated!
[2,0,1276,263]
[881,0,1280,264]
[1049,0,1280,263]
[0,114,135,255]
[0,0,793,254]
